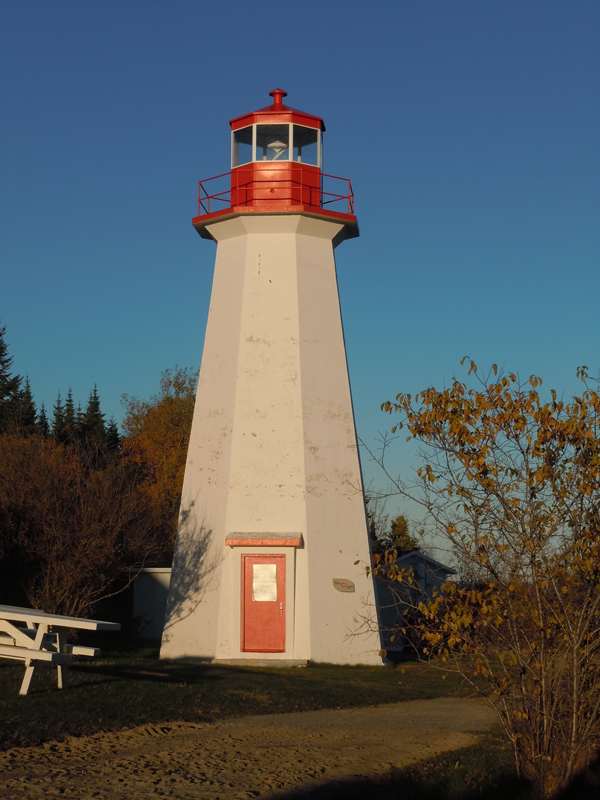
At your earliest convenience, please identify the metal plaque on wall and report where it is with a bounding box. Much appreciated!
[333,579,355,593]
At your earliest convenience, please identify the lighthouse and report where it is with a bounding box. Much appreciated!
[160,89,381,665]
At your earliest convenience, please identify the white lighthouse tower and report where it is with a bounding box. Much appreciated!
[160,89,381,665]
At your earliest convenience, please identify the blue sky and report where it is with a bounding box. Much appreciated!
[1,1,599,512]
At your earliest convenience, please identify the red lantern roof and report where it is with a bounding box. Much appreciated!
[230,88,325,132]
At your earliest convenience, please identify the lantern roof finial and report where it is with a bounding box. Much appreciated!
[269,88,287,108]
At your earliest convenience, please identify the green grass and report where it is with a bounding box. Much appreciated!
[0,638,473,750]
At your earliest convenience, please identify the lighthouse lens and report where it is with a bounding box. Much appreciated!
[256,124,289,161]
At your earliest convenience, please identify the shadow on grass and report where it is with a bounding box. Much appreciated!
[271,771,527,800]
[267,733,527,800]
[271,741,600,800]
[69,650,311,686]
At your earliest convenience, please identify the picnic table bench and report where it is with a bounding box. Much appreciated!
[0,604,120,695]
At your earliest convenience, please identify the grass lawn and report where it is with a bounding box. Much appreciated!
[0,638,534,798]
[0,637,476,750]
[14,639,600,799]
[3,642,598,797]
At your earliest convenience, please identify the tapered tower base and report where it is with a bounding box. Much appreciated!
[160,213,381,665]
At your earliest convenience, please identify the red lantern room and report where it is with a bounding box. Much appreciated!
[230,88,324,208]
[193,89,358,239]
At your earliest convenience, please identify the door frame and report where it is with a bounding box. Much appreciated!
[230,546,296,658]
[241,554,286,653]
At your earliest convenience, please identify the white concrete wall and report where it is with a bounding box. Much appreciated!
[133,569,171,639]
[160,214,381,664]
[295,221,380,663]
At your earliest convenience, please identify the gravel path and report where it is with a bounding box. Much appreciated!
[0,698,497,800]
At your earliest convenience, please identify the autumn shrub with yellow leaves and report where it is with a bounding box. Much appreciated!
[373,360,600,798]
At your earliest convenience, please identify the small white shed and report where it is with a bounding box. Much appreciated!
[132,568,172,639]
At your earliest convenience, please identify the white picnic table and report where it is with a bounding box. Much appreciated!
[0,604,120,695]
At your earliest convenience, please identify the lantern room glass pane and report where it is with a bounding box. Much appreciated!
[256,124,289,161]
[293,125,319,166]
[233,126,253,167]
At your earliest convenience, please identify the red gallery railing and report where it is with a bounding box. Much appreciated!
[197,170,355,217]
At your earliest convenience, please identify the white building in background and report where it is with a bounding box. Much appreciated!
[160,90,381,665]
[374,552,456,656]
[132,568,171,639]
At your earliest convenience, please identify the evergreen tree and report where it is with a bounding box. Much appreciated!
[75,401,83,437]
[389,514,421,553]
[37,403,50,438]
[105,417,121,454]
[62,388,77,445]
[14,377,37,436]
[0,322,22,432]
[64,388,76,427]
[51,393,65,441]
[79,385,106,452]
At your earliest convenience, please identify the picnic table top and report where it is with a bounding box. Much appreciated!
[0,604,121,631]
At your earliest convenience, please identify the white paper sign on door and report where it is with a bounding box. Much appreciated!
[252,564,277,601]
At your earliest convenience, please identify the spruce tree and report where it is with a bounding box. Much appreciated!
[105,417,121,454]
[75,401,82,437]
[51,393,65,441]
[38,403,50,437]
[389,514,421,553]
[0,322,22,432]
[79,385,106,452]
[62,388,77,445]
[14,377,37,436]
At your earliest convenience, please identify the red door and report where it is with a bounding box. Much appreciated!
[242,555,286,653]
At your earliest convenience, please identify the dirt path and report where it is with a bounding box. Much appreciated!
[0,698,497,800]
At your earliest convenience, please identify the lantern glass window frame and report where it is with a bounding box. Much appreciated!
[232,126,253,167]
[231,123,322,169]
